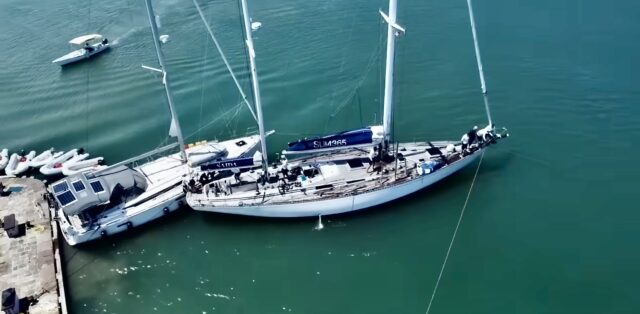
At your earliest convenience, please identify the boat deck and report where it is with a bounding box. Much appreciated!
[188,141,464,207]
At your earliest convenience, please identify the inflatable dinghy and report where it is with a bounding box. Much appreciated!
[0,149,8,171]
[5,151,36,176]
[40,149,89,176]
[30,149,64,168]
[62,157,105,176]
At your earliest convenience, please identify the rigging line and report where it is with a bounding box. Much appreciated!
[85,63,90,148]
[198,28,209,140]
[191,0,258,122]
[85,0,92,148]
[378,17,384,124]
[357,89,364,126]
[324,7,356,133]
[425,151,484,314]
[323,17,384,131]
[184,101,245,140]
[465,0,492,125]
[326,37,382,120]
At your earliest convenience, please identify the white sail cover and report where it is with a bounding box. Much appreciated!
[69,34,103,45]
[168,115,178,138]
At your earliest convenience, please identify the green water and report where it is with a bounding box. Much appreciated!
[1,0,639,312]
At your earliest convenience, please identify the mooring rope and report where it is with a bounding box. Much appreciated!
[192,0,258,122]
[425,151,484,314]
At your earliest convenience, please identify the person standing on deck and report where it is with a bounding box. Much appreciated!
[461,126,478,153]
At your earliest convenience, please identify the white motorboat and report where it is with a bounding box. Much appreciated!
[50,134,263,245]
[186,0,509,217]
[40,149,88,176]
[62,157,105,176]
[30,149,64,168]
[5,151,36,177]
[52,34,110,66]
[0,149,8,171]
[49,0,267,246]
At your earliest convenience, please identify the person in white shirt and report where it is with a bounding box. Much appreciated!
[461,126,478,153]
[476,124,495,143]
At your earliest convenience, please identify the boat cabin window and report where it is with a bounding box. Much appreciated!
[90,181,105,193]
[72,180,86,192]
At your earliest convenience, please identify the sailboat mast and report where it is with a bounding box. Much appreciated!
[143,0,188,162]
[466,0,493,126]
[239,0,269,175]
[381,0,400,153]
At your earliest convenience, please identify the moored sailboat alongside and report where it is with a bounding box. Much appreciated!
[186,0,508,217]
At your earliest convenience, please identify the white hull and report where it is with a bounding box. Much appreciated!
[58,185,183,246]
[5,151,36,176]
[30,149,63,168]
[56,135,263,245]
[61,157,104,176]
[40,150,88,176]
[0,149,8,170]
[52,43,110,66]
[189,148,482,217]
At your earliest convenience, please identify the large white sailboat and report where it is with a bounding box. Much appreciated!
[186,0,508,217]
[48,0,263,245]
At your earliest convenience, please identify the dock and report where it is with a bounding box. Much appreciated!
[0,177,67,314]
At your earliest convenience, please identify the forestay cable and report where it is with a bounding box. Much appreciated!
[425,152,484,314]
[466,0,492,126]
[192,0,258,122]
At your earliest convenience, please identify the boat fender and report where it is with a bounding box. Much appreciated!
[126,221,133,229]
[163,207,170,215]
[100,230,107,238]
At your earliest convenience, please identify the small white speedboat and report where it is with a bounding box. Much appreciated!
[30,149,64,169]
[40,149,89,176]
[0,149,8,171]
[62,157,105,176]
[5,151,36,177]
[52,34,110,66]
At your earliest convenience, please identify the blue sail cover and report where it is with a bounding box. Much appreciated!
[287,128,373,153]
[200,156,256,171]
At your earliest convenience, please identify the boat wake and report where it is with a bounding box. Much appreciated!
[111,27,142,46]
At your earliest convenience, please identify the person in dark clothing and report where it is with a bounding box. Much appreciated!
[467,126,478,145]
